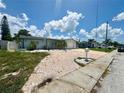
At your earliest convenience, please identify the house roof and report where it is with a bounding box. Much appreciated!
[19,35,76,41]
[19,35,46,40]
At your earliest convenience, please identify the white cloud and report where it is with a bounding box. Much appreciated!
[93,23,123,39]
[0,13,45,39]
[21,13,29,21]
[0,13,46,37]
[112,12,124,21]
[79,29,90,38]
[0,0,6,9]
[43,11,84,38]
[0,13,43,36]
[109,28,123,39]
[51,35,70,39]
[0,11,123,41]
[0,11,84,40]
[0,13,31,36]
[80,23,124,40]
[27,25,46,37]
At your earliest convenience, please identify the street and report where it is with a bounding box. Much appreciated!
[97,52,124,93]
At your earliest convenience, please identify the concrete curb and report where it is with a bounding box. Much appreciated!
[33,50,117,93]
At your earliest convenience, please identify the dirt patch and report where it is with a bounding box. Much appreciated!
[91,88,97,93]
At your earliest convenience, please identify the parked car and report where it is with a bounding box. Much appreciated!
[118,45,124,52]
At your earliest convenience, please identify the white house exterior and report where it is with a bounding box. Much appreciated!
[19,36,78,49]
[65,39,78,49]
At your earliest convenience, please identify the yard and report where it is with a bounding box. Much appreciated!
[90,48,116,52]
[0,51,49,93]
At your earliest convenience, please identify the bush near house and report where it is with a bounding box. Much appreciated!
[0,51,49,93]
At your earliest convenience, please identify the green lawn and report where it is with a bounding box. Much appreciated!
[0,51,49,93]
[90,48,116,52]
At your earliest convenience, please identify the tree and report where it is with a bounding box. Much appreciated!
[102,39,112,46]
[16,29,31,36]
[1,16,12,41]
[102,39,120,47]
[13,29,31,42]
[112,41,120,47]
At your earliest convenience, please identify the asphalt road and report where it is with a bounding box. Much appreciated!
[97,52,124,93]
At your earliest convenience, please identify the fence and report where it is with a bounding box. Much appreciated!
[0,40,18,51]
[0,40,8,49]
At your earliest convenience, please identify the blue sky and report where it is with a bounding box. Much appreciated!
[0,0,124,43]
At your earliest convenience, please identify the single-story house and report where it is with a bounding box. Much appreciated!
[79,41,88,48]
[79,39,98,48]
[87,39,98,48]
[19,36,78,49]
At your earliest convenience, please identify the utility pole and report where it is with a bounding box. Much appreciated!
[0,24,1,39]
[105,21,109,48]
[95,0,99,42]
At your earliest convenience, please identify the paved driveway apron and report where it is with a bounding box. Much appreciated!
[97,53,124,93]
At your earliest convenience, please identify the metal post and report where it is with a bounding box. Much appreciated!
[105,21,108,49]
[86,51,88,61]
[95,0,99,42]
[85,48,89,62]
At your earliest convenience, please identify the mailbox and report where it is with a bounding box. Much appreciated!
[85,48,89,61]
[85,48,89,52]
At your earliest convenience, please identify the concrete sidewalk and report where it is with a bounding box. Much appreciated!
[34,51,116,93]
[97,53,124,93]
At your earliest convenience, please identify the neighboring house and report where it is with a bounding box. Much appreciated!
[79,39,98,48]
[87,39,98,48]
[19,36,78,49]
[98,43,114,48]
[79,41,88,48]
[98,43,106,48]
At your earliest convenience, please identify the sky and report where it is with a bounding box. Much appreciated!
[0,0,124,43]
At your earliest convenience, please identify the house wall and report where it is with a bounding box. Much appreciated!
[19,38,78,50]
[0,40,8,49]
[20,39,57,49]
[47,39,56,49]
[36,39,46,49]
[66,39,77,49]
[20,39,46,49]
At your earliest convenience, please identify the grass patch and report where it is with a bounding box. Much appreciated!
[0,50,49,93]
[90,48,116,53]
